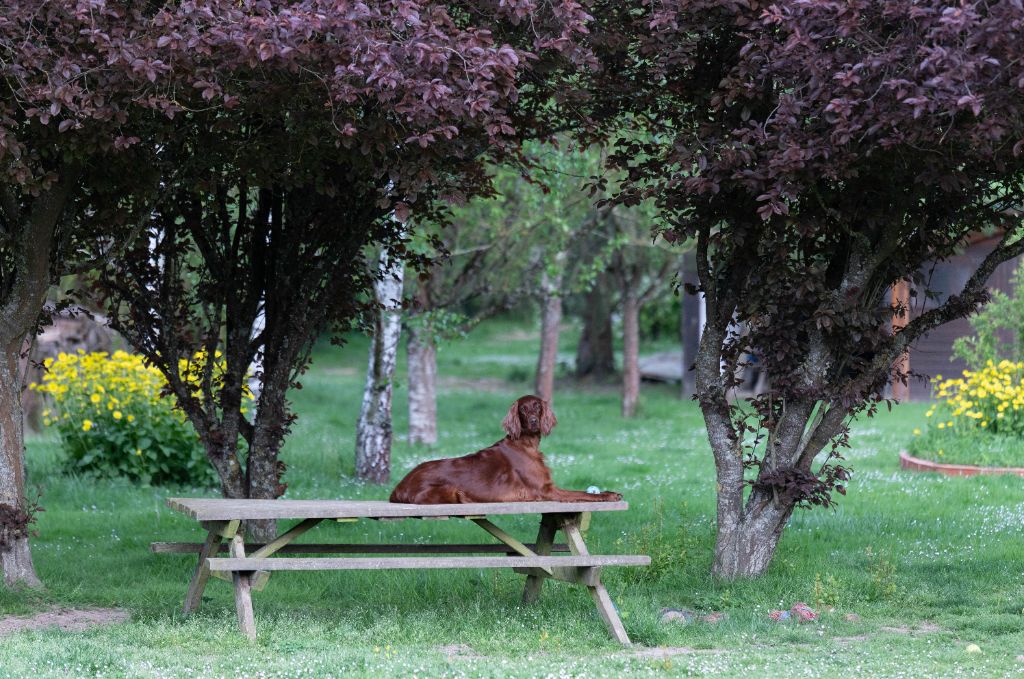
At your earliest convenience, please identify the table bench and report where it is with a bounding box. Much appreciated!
[154,498,650,644]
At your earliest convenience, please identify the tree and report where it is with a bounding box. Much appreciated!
[403,203,541,446]
[355,247,404,482]
[593,0,1024,578]
[608,209,679,417]
[94,1,596,507]
[0,2,184,588]
[401,140,607,445]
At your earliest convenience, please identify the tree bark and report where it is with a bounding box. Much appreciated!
[711,489,795,579]
[355,250,404,484]
[0,174,76,590]
[244,360,293,541]
[407,325,437,446]
[575,272,616,380]
[0,348,41,588]
[534,265,563,403]
[621,280,641,417]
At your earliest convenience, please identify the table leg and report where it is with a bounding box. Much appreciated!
[561,515,631,645]
[522,514,558,604]
[229,533,257,640]
[184,520,238,615]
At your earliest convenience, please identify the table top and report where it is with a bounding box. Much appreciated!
[167,498,630,521]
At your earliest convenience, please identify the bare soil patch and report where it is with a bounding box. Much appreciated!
[0,607,129,636]
[881,622,942,635]
[629,647,726,659]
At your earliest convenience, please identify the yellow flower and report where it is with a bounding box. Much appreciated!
[90,393,101,404]
[82,419,93,431]
[938,422,945,429]
[134,448,142,456]
[946,421,953,427]
[113,411,123,420]
[127,414,135,423]
[913,428,922,436]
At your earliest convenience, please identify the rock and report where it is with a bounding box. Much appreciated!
[843,613,861,623]
[965,644,981,654]
[790,602,818,622]
[659,608,697,625]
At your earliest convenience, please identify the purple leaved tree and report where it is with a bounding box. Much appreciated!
[590,0,1024,578]
[89,0,597,536]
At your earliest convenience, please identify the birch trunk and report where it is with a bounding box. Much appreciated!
[534,264,563,403]
[355,250,404,484]
[621,283,640,417]
[407,326,437,446]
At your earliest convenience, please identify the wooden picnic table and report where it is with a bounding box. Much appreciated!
[154,498,650,644]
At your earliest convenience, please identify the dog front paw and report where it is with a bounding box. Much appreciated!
[602,491,623,502]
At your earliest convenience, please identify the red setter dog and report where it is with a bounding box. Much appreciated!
[390,395,623,504]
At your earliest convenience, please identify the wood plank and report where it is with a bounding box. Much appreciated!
[166,498,629,521]
[470,518,552,576]
[514,566,601,587]
[207,555,651,572]
[229,535,256,640]
[247,518,324,591]
[522,514,559,604]
[153,542,573,555]
[183,522,234,615]
[248,519,323,560]
[561,520,632,645]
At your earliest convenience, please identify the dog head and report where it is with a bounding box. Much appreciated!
[502,395,557,440]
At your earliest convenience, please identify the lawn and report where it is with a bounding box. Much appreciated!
[2,320,1023,678]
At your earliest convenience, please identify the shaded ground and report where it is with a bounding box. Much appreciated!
[0,607,129,636]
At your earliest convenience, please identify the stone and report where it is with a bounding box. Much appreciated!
[659,608,697,625]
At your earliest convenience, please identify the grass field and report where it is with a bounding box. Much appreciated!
[2,320,1023,678]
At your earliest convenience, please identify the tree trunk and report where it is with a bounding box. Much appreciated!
[0,345,41,589]
[711,488,795,579]
[680,251,700,399]
[355,251,404,484]
[621,278,641,417]
[535,265,563,403]
[0,176,75,590]
[244,361,293,542]
[575,272,616,380]
[407,325,437,446]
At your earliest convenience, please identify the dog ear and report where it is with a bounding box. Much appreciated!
[539,399,557,436]
[502,399,522,439]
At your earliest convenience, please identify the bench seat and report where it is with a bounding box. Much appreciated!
[207,554,650,572]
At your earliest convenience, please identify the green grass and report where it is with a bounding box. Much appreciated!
[910,426,1024,468]
[2,319,1023,678]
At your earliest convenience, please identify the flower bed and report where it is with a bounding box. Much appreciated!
[899,450,1024,478]
[908,360,1024,470]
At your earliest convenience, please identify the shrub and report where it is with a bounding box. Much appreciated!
[909,360,1024,467]
[952,261,1024,370]
[30,350,222,485]
[928,360,1024,436]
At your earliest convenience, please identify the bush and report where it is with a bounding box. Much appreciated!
[30,350,219,485]
[952,261,1024,369]
[928,360,1024,436]
[909,360,1024,467]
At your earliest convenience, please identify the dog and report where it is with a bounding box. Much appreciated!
[390,395,623,504]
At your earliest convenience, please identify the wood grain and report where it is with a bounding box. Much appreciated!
[206,555,650,572]
[166,498,629,521]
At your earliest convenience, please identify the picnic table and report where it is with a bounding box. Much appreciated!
[154,498,650,644]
